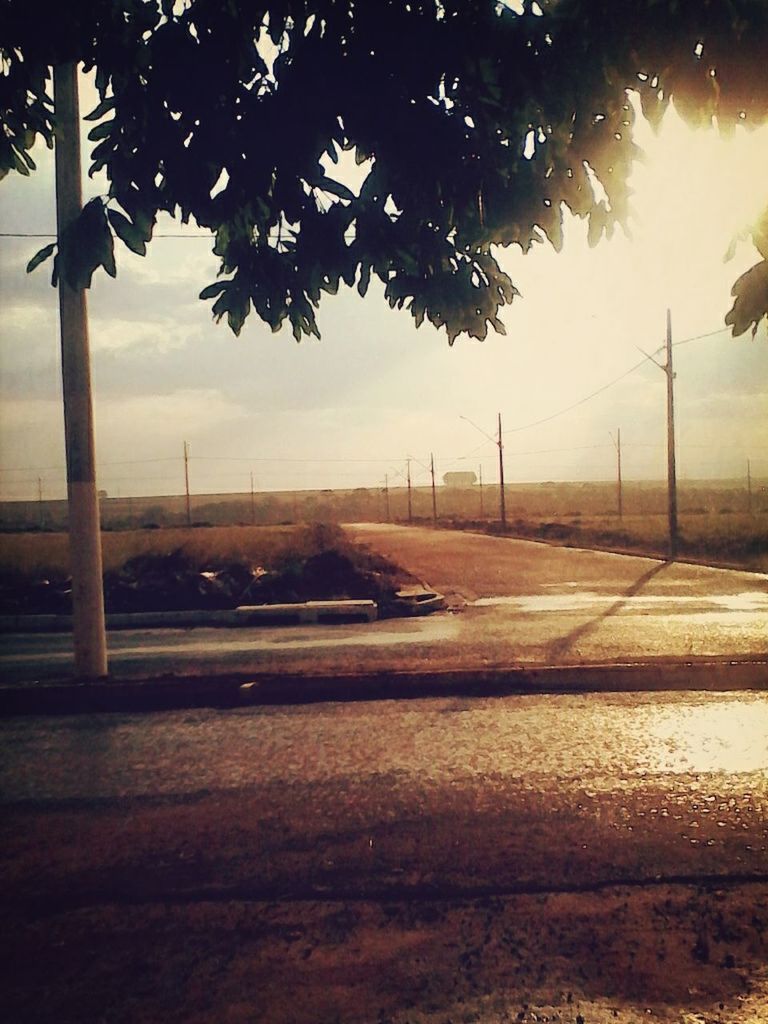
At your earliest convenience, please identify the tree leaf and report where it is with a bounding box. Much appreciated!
[83,96,116,122]
[725,260,768,337]
[312,176,355,203]
[58,198,113,290]
[357,262,372,297]
[87,119,116,142]
[107,208,147,255]
[199,280,229,300]
[26,242,55,274]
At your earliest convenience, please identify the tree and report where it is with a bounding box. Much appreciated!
[2,0,768,341]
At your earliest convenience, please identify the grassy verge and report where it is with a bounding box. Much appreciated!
[434,511,768,573]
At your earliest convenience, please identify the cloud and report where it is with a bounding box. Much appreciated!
[0,398,66,499]
[89,315,201,354]
[2,99,767,498]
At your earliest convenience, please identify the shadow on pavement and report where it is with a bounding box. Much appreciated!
[2,884,766,1024]
[546,562,670,661]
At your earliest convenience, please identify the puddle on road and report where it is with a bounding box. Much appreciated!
[110,616,460,658]
[472,591,768,614]
[646,700,768,774]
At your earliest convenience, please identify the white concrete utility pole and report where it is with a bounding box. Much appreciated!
[665,309,679,559]
[54,62,107,679]
[497,412,507,530]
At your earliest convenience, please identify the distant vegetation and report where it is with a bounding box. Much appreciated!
[0,523,333,577]
[0,480,765,573]
[449,512,767,574]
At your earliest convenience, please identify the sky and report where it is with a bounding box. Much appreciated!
[1,79,767,501]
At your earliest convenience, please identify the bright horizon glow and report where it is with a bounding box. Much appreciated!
[0,90,767,500]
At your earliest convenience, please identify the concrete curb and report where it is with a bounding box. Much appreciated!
[390,590,447,616]
[1,657,765,716]
[0,599,378,633]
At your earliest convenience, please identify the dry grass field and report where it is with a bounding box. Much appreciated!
[0,482,765,578]
[466,510,768,573]
[0,523,338,577]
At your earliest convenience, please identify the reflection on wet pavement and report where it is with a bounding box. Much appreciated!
[646,699,768,774]
[3,692,766,803]
[473,591,768,613]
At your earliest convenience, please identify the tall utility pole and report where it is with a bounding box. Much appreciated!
[54,62,107,679]
[498,412,507,530]
[638,311,678,560]
[665,309,678,559]
[430,452,437,525]
[406,458,413,523]
[458,414,505,528]
[610,428,623,519]
[384,474,390,522]
[37,477,44,529]
[183,440,191,526]
[250,471,256,525]
[747,459,753,516]
[479,464,484,517]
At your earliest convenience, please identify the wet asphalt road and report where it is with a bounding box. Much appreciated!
[3,691,768,1024]
[2,525,767,683]
[3,691,766,905]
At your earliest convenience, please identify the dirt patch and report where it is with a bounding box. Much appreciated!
[2,884,766,1023]
[0,524,419,617]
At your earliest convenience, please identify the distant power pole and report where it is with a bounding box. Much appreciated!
[183,440,191,526]
[406,458,413,523]
[610,428,623,519]
[384,474,391,522]
[37,476,44,529]
[638,311,678,559]
[54,61,107,679]
[665,309,679,559]
[497,412,507,530]
[430,452,437,525]
[458,413,504,527]
[479,464,484,517]
[250,471,256,525]
[747,459,753,516]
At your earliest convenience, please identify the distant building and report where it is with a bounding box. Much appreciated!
[442,471,477,488]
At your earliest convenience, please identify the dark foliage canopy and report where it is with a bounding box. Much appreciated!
[2,0,767,341]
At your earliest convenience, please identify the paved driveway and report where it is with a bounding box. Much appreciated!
[344,523,768,664]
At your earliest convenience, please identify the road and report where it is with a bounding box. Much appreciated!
[2,692,767,1022]
[1,525,766,683]
[347,523,768,663]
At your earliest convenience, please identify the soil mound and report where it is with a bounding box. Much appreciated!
[0,544,415,617]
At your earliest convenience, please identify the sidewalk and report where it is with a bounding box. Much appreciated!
[1,654,766,716]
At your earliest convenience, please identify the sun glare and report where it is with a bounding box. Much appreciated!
[647,701,768,775]
[628,102,768,294]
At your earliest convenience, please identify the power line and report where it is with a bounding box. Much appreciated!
[3,440,765,479]
[672,326,730,348]
[499,326,732,438]
[0,231,216,239]
[502,355,657,435]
